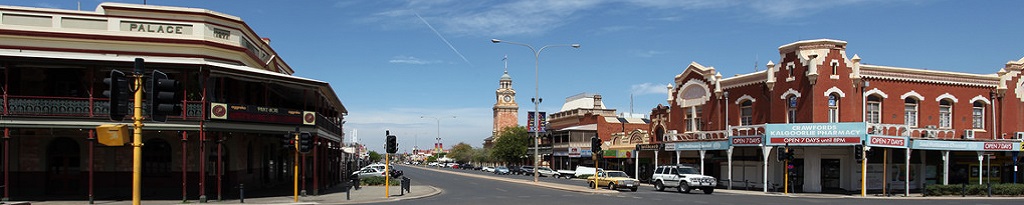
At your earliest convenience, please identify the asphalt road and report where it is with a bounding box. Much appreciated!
[373,165,1021,205]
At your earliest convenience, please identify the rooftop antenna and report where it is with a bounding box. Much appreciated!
[630,92,634,114]
[503,55,508,73]
[754,54,759,72]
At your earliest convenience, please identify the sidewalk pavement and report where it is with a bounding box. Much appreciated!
[19,184,441,205]
[403,165,620,195]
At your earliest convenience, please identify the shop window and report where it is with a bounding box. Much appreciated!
[904,98,918,127]
[866,95,881,124]
[939,99,952,128]
[740,100,753,126]
[972,101,984,129]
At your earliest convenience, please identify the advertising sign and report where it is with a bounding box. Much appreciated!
[766,122,866,146]
[672,140,730,151]
[527,111,547,133]
[568,147,581,158]
[730,135,764,147]
[910,139,1020,151]
[866,135,908,148]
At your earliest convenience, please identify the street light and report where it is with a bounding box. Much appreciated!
[421,116,455,161]
[491,38,580,182]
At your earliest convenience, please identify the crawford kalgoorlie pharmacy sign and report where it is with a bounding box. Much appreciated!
[765,122,866,146]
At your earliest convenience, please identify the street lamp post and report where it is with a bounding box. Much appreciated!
[491,39,580,182]
[421,116,455,161]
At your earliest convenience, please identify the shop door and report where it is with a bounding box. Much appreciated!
[46,138,80,195]
[820,159,842,192]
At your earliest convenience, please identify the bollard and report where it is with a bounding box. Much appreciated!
[345,180,351,200]
[403,177,411,193]
[744,180,749,191]
[238,183,245,203]
[922,182,927,197]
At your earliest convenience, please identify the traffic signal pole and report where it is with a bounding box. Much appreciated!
[385,153,391,198]
[131,61,144,205]
[294,132,299,202]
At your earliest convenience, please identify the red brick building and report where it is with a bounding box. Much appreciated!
[651,39,1022,193]
[546,94,651,177]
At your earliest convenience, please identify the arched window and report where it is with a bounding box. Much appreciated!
[939,99,952,128]
[972,101,984,129]
[828,93,840,123]
[831,61,839,75]
[787,96,798,123]
[866,95,881,124]
[740,100,753,126]
[904,98,918,127]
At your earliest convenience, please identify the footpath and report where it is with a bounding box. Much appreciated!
[12,184,441,205]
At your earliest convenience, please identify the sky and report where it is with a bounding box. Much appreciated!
[5,0,1024,153]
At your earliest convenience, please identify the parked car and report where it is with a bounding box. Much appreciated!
[493,166,511,175]
[534,167,560,178]
[481,166,495,172]
[352,167,386,178]
[460,163,476,170]
[587,170,640,192]
[557,169,575,178]
[518,166,534,176]
[574,166,603,178]
[507,166,521,175]
[651,165,716,194]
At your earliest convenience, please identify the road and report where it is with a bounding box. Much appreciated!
[375,165,1020,205]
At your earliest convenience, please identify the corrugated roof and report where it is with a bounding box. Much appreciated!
[560,94,605,112]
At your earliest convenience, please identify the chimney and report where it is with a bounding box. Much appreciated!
[593,94,603,109]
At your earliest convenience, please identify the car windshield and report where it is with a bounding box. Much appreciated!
[678,167,700,174]
[605,171,629,178]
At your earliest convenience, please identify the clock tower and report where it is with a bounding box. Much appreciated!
[493,66,519,137]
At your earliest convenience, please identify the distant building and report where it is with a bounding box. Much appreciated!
[485,68,519,148]
[545,93,651,174]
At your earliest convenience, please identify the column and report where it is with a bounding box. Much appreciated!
[762,145,772,193]
[727,147,733,190]
[942,150,949,185]
[803,147,821,193]
[977,152,984,185]
[905,148,911,196]
[699,149,706,175]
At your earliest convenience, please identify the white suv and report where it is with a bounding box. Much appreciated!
[651,165,716,194]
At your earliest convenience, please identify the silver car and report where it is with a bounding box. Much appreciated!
[352,167,386,178]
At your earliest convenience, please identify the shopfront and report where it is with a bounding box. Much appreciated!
[765,122,867,193]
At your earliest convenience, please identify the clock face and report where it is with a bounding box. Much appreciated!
[503,95,512,102]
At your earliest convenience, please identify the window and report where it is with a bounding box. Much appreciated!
[939,99,952,128]
[904,98,918,127]
[972,101,984,129]
[788,65,795,77]
[831,62,838,75]
[740,100,753,126]
[655,167,664,174]
[787,96,798,123]
[866,95,881,124]
[828,94,840,123]
[685,107,704,132]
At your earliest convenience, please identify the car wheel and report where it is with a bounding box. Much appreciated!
[703,187,714,194]
[630,187,638,192]
[588,181,596,188]
[607,182,615,190]
[678,183,691,193]
[654,181,665,191]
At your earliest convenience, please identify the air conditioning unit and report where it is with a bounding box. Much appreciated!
[963,129,975,139]
[1015,132,1024,140]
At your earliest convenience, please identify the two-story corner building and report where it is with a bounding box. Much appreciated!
[545,93,651,178]
[0,3,347,202]
[650,39,1023,194]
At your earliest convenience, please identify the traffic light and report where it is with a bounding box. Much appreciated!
[774,147,782,161]
[854,144,864,163]
[786,148,795,161]
[298,132,313,154]
[386,134,398,154]
[591,136,603,155]
[148,70,181,122]
[103,70,129,121]
[282,134,295,149]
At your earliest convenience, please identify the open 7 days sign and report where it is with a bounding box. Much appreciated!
[765,122,866,146]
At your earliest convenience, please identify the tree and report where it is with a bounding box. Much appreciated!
[368,151,382,163]
[491,126,530,165]
[448,142,474,163]
[472,148,492,165]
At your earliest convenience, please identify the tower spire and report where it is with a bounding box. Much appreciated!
[503,55,508,73]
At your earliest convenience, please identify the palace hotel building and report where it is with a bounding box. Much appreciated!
[650,39,1023,193]
[0,3,347,201]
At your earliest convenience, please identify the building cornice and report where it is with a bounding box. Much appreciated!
[861,64,998,87]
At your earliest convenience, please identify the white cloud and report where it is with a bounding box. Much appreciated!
[388,56,442,65]
[630,82,669,95]
[631,50,667,58]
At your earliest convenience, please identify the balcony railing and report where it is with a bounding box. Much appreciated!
[4,95,201,119]
[867,123,956,139]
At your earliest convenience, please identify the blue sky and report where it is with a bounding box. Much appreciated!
[6,0,1024,153]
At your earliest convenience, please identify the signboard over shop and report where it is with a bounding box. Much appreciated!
[866,135,908,148]
[730,135,764,147]
[910,139,1020,151]
[765,122,866,146]
[667,140,730,151]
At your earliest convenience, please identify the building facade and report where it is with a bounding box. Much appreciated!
[651,39,1023,193]
[0,3,347,201]
[546,94,651,178]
